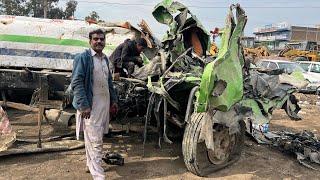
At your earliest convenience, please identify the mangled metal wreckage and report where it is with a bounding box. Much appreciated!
[114,1,309,176]
[0,15,156,108]
[0,0,313,176]
[0,15,158,157]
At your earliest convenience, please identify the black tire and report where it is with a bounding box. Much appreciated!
[293,56,308,62]
[182,112,245,176]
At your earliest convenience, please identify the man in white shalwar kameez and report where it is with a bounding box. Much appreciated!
[71,29,118,180]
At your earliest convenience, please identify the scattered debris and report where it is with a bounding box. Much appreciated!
[103,152,125,166]
[268,131,320,170]
[45,109,61,122]
[0,139,84,157]
[57,111,74,128]
[0,105,82,157]
[16,132,75,143]
[44,109,74,128]
[296,93,319,105]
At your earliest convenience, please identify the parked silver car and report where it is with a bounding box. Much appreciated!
[256,59,320,93]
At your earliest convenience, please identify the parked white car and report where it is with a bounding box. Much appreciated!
[256,59,320,93]
[297,61,320,74]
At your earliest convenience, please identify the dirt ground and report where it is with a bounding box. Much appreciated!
[0,93,320,180]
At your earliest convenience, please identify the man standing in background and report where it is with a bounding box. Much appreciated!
[71,29,118,180]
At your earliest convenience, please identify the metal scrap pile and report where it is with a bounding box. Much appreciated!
[269,130,320,170]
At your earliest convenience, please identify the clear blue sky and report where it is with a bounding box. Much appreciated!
[59,0,320,38]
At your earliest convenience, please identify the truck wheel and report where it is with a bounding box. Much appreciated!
[182,112,245,176]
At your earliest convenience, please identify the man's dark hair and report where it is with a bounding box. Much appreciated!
[89,29,105,40]
[136,38,148,48]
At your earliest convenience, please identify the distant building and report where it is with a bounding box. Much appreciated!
[241,36,255,48]
[253,22,320,51]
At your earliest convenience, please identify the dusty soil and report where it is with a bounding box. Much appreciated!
[1,94,320,180]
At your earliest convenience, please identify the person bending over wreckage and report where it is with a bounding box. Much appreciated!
[109,38,148,77]
[71,29,118,180]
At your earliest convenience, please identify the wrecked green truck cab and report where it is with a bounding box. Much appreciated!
[114,0,307,176]
[196,5,246,113]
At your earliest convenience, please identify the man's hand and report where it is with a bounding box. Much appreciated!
[113,73,120,81]
[110,103,118,117]
[81,108,91,119]
[135,57,144,67]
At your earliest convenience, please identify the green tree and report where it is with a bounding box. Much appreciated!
[0,1,4,14]
[64,0,77,19]
[47,7,64,19]
[1,0,78,19]
[85,11,100,22]
[0,0,28,16]
[27,0,60,18]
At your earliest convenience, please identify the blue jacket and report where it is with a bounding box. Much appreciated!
[71,49,117,111]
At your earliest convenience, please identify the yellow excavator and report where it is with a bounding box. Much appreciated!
[209,30,271,61]
[240,36,270,61]
[243,46,270,59]
[278,41,320,62]
[209,28,269,58]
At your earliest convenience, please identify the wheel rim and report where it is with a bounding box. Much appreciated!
[207,124,236,165]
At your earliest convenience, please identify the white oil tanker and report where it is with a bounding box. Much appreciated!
[0,15,147,107]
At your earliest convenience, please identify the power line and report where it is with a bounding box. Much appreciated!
[189,6,320,9]
[183,0,320,5]
[194,0,317,1]
[60,0,152,6]
[59,0,320,9]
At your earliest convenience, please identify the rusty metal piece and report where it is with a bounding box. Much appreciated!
[191,29,204,57]
[37,75,48,148]
[37,106,44,148]
[0,101,39,112]
[138,19,155,48]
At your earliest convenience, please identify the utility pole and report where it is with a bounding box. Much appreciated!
[43,0,48,18]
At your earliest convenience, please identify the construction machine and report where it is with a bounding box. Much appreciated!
[278,41,320,62]
[210,32,271,61]
[243,46,270,60]
[241,36,270,62]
